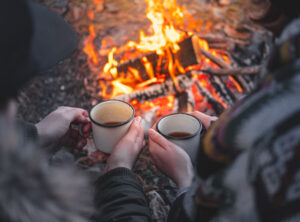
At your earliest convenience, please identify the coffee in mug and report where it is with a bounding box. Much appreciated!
[167,132,192,137]
[89,100,135,153]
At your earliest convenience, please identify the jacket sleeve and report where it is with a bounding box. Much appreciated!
[16,119,38,141]
[167,193,190,222]
[92,167,152,222]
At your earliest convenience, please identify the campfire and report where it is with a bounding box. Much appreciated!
[83,0,265,119]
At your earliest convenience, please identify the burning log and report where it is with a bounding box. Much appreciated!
[177,88,195,113]
[114,74,194,102]
[116,36,202,80]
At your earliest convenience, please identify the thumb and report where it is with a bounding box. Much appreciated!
[69,109,89,124]
[148,129,169,150]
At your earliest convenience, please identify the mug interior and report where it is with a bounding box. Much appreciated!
[157,113,201,139]
[90,100,134,127]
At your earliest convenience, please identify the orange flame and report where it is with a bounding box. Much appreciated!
[83,25,98,65]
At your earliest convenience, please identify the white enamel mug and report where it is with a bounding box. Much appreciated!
[89,100,135,153]
[156,113,202,163]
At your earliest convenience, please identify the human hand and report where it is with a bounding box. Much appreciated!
[35,106,91,153]
[148,128,194,189]
[103,117,144,173]
[188,111,218,129]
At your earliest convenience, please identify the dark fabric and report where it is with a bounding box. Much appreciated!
[92,167,151,222]
[16,119,38,141]
[0,0,33,107]
[167,193,190,222]
[28,0,78,74]
[0,0,78,108]
[270,0,300,18]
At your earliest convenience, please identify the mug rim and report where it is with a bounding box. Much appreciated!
[156,113,202,140]
[89,99,135,128]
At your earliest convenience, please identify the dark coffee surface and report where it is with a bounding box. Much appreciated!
[103,121,123,125]
[167,132,192,137]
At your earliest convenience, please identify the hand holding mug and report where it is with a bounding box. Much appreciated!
[148,128,193,189]
[103,117,144,173]
[35,106,91,153]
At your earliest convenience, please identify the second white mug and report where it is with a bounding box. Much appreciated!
[156,113,202,163]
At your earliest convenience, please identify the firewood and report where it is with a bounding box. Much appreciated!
[114,74,194,102]
[116,36,202,81]
[195,81,225,115]
[177,88,195,113]
[197,34,249,46]
[199,65,261,76]
[200,48,230,69]
[210,75,235,106]
[200,48,259,93]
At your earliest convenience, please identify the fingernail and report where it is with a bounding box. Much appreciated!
[148,128,155,136]
[136,116,142,123]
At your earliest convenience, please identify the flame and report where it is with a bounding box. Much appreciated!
[126,0,185,54]
[83,25,98,65]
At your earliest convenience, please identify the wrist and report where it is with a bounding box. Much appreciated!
[105,161,132,173]
[177,168,193,189]
[35,123,57,152]
[35,123,46,147]
[177,178,192,190]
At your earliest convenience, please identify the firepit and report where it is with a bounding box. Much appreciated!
[17,0,272,221]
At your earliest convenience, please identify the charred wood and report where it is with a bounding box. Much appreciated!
[116,36,201,81]
[199,65,260,76]
[209,75,236,106]
[195,81,225,115]
[177,88,195,113]
[114,73,194,102]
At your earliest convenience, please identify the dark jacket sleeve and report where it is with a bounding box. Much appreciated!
[167,193,191,222]
[168,192,218,222]
[16,119,38,141]
[92,167,151,222]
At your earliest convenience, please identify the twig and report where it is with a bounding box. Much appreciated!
[200,48,229,68]
[199,66,261,76]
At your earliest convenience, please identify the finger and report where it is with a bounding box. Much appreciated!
[65,108,89,124]
[138,120,145,139]
[125,117,142,139]
[82,123,91,137]
[151,120,158,130]
[70,128,80,138]
[149,139,167,166]
[148,128,169,150]
[135,124,145,149]
[187,111,215,129]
